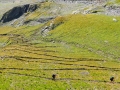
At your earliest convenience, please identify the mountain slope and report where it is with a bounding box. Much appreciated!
[0,1,120,90]
[31,14,120,60]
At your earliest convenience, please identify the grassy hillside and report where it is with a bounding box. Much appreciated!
[0,1,120,89]
[0,14,120,89]
[45,14,120,60]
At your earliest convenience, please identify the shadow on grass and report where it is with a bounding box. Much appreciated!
[1,55,120,72]
[3,49,105,61]
[0,71,120,84]
[0,65,120,71]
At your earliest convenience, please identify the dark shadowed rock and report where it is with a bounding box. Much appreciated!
[0,4,38,23]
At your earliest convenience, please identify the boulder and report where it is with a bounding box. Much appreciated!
[0,4,38,23]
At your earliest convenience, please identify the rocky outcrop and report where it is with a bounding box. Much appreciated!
[105,5,120,16]
[0,4,38,23]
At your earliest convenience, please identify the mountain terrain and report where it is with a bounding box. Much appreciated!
[0,0,120,89]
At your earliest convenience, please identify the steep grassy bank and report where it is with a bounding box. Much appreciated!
[45,14,120,60]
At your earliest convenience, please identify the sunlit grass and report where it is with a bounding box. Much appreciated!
[46,14,120,59]
[25,1,54,22]
[0,40,120,89]
[0,13,120,89]
[0,26,16,34]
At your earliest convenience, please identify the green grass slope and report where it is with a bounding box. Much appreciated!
[0,6,120,90]
[0,40,120,90]
[46,14,120,60]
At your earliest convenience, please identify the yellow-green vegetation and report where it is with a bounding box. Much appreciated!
[0,14,120,90]
[47,14,120,60]
[10,25,42,37]
[0,36,9,47]
[0,42,120,90]
[0,24,42,47]
[106,0,120,5]
[42,16,67,30]
[53,16,66,25]
[116,0,120,3]
[0,26,16,34]
[25,2,54,22]
[0,26,16,47]
[25,11,41,21]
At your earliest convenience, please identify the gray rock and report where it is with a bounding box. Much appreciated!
[0,4,38,23]
[37,17,54,23]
